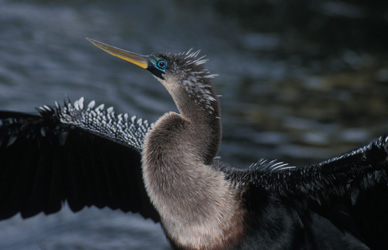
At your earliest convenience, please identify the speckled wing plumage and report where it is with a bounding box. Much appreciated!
[231,136,388,249]
[56,97,152,150]
[0,98,159,222]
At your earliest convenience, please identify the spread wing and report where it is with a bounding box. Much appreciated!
[0,98,159,222]
[236,136,388,249]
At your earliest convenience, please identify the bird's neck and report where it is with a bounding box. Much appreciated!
[176,92,221,165]
[161,75,222,164]
[142,90,245,248]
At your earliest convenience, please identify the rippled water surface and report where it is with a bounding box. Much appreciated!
[1,0,388,249]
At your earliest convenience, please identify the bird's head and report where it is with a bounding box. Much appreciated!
[87,38,219,116]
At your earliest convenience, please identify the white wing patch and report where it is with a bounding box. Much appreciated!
[51,97,153,151]
[250,159,296,172]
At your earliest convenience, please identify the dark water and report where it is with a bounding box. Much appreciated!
[1,0,388,249]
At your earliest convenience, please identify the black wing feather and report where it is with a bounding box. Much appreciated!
[0,101,159,222]
[308,137,388,249]
[240,136,388,249]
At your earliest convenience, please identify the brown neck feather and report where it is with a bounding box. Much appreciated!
[141,78,246,249]
[159,74,222,164]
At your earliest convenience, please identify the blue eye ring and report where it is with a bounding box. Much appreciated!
[156,59,167,72]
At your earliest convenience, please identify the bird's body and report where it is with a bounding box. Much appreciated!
[0,39,388,249]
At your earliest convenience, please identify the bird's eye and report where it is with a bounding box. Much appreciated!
[156,59,167,71]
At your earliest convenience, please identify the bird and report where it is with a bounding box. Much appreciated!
[0,38,388,250]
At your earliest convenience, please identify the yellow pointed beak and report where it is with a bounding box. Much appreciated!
[87,38,148,69]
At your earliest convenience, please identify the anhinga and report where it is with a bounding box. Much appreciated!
[0,39,387,250]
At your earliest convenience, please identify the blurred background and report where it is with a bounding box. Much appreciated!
[1,0,388,249]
